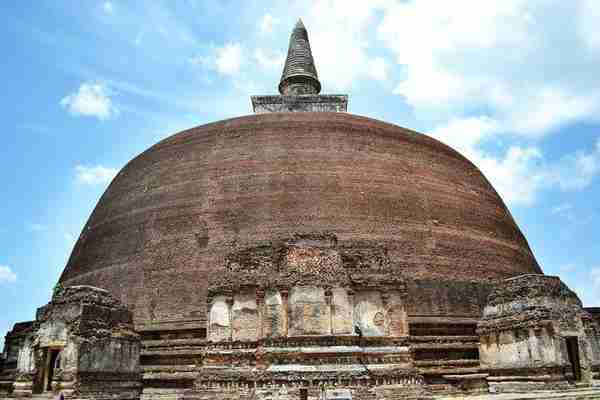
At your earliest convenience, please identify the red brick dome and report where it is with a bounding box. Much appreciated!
[59,112,541,329]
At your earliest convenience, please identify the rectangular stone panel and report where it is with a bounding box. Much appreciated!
[232,291,259,341]
[263,290,284,338]
[331,287,353,335]
[208,296,230,342]
[289,286,329,336]
[387,291,408,337]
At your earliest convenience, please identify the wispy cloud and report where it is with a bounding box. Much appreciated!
[0,266,17,284]
[190,43,244,77]
[552,203,573,215]
[253,48,285,71]
[60,82,118,120]
[259,14,280,35]
[367,57,389,82]
[214,43,244,76]
[431,118,600,206]
[551,203,575,221]
[75,165,118,185]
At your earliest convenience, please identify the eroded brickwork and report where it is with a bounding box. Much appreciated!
[58,113,541,335]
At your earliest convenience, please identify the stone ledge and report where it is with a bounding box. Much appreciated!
[251,94,348,113]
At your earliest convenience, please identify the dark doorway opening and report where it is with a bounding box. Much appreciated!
[565,336,581,382]
[44,348,61,392]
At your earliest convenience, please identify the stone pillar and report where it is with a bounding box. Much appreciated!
[206,296,212,339]
[257,289,265,340]
[347,289,355,334]
[381,292,390,336]
[281,289,289,337]
[325,288,333,335]
[226,296,234,342]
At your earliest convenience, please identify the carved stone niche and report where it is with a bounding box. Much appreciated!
[477,274,600,393]
[12,285,141,399]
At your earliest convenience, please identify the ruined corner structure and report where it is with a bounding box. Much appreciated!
[4,286,141,399]
[1,323,34,394]
[199,233,430,400]
[477,274,600,393]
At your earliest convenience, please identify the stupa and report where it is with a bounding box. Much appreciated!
[1,19,599,400]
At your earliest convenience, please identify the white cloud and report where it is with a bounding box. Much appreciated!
[215,43,243,76]
[75,165,118,185]
[0,266,17,284]
[579,0,600,51]
[192,43,244,77]
[246,1,397,91]
[430,118,600,206]
[259,14,280,35]
[102,1,114,14]
[305,2,390,90]
[253,48,285,71]
[60,82,118,120]
[550,140,600,190]
[367,57,388,81]
[377,0,600,135]
[430,116,544,206]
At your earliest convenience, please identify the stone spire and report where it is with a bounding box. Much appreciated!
[250,19,347,113]
[278,18,321,95]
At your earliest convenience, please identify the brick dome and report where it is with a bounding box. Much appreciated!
[59,112,541,329]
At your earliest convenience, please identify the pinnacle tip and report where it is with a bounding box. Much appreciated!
[295,18,305,29]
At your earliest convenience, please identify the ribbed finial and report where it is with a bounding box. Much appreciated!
[279,19,321,95]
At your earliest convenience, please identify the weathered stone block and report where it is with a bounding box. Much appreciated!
[232,290,259,341]
[289,286,329,336]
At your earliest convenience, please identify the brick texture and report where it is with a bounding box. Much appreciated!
[58,112,542,330]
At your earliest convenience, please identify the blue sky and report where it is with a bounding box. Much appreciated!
[1,0,600,345]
